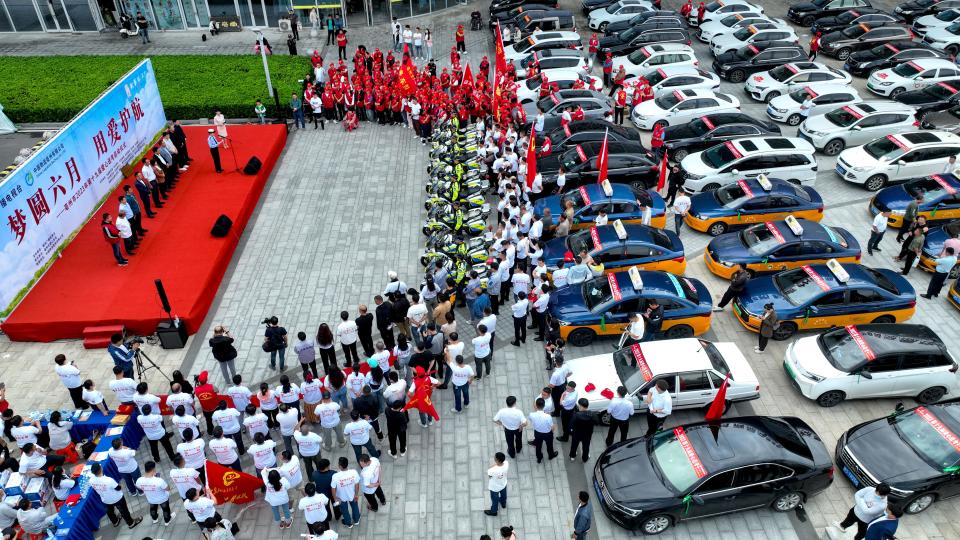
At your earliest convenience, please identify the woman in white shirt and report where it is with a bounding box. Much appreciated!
[81,380,109,415]
[275,375,301,415]
[46,411,76,461]
[257,383,280,429]
[262,469,292,529]
[51,466,75,507]
[278,450,303,493]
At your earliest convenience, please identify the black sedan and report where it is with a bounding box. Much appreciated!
[836,399,960,515]
[662,113,781,162]
[895,0,960,22]
[844,40,949,76]
[811,8,903,34]
[712,42,808,83]
[789,0,874,26]
[819,23,915,60]
[489,4,557,28]
[540,122,643,154]
[604,10,682,35]
[581,0,620,15]
[491,0,557,15]
[595,416,834,534]
[895,79,960,113]
[534,141,658,196]
[597,27,691,59]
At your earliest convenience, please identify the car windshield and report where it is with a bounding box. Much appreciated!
[605,2,621,12]
[612,347,653,394]
[722,14,747,26]
[685,118,712,137]
[841,25,869,38]
[650,229,674,248]
[525,77,542,90]
[768,65,795,82]
[775,269,828,305]
[924,84,955,98]
[938,9,960,21]
[836,11,859,23]
[627,49,650,63]
[868,44,898,58]
[733,27,753,40]
[582,277,613,310]
[812,0,831,6]
[516,37,538,53]
[945,21,960,34]
[892,408,960,470]
[740,225,783,255]
[567,229,595,258]
[905,177,952,201]
[825,107,861,127]
[701,142,739,168]
[701,340,729,373]
[650,429,705,493]
[562,188,587,209]
[863,136,906,160]
[621,27,641,41]
[818,328,872,372]
[736,45,761,60]
[654,93,682,109]
[537,95,561,110]
[705,1,724,11]
[715,182,753,206]
[892,62,923,77]
[788,88,811,103]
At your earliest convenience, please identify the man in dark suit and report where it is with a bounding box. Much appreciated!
[568,398,595,463]
[170,120,190,164]
[134,173,155,217]
[374,295,395,350]
[355,305,375,357]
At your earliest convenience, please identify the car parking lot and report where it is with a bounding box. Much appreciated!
[540,0,960,537]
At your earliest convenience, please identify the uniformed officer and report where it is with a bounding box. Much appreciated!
[207,129,223,174]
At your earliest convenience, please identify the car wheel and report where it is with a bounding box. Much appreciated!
[702,183,721,192]
[567,328,596,347]
[890,87,905,98]
[865,174,887,192]
[640,514,673,535]
[422,226,432,236]
[772,321,797,341]
[801,15,815,26]
[420,256,429,267]
[772,492,804,512]
[672,148,689,162]
[816,390,846,408]
[664,324,694,339]
[917,386,947,404]
[631,179,650,192]
[786,113,803,126]
[728,70,746,83]
[708,221,728,236]
[598,411,612,426]
[764,91,781,103]
[599,22,608,32]
[904,493,937,514]
[823,139,845,156]
[871,314,895,324]
[836,48,852,60]
[653,120,668,131]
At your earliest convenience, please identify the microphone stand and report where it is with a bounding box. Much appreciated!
[221,135,241,173]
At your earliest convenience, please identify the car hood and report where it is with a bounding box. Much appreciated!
[597,439,677,504]
[822,30,850,45]
[566,353,625,402]
[837,145,877,169]
[599,34,626,48]
[849,49,881,62]
[791,2,819,12]
[634,100,666,116]
[680,151,714,176]
[548,284,594,321]
[543,235,573,267]
[769,94,805,112]
[688,191,724,216]
[707,231,749,261]
[844,418,942,484]
[923,226,947,256]
[533,194,565,220]
[737,276,796,313]
[896,88,939,105]
[802,113,845,134]
[871,184,913,213]
[792,334,847,378]
[815,15,841,26]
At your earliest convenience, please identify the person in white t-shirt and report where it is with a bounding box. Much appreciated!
[446,354,475,414]
[169,455,202,505]
[330,456,361,528]
[208,426,241,471]
[176,428,208,483]
[54,354,85,409]
[358,454,386,512]
[243,404,270,443]
[211,401,244,454]
[301,373,324,425]
[81,379,109,415]
[298,482,330,534]
[293,423,323,478]
[336,310,360,367]
[137,404,177,463]
[277,404,301,456]
[225,375,252,421]
[108,438,145,496]
[182,488,217,530]
[135,461,175,525]
[262,469,292,529]
[109,366,138,406]
[90,463,143,528]
[316,392,346,450]
[166,383,196,416]
[344,410,380,464]
[472,324,493,381]
[172,405,202,442]
[278,450,303,492]
[484,452,509,517]
[249,432,277,479]
[493,396,528,459]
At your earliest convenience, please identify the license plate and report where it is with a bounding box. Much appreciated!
[766,104,776,116]
[842,466,860,487]
[836,164,847,176]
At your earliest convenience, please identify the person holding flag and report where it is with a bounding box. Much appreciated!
[405,366,440,427]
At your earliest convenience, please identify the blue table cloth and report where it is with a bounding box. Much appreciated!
[41,410,143,449]
[52,413,144,540]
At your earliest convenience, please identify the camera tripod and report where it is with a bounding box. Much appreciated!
[135,347,170,383]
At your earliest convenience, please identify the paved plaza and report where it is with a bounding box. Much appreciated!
[3,0,960,539]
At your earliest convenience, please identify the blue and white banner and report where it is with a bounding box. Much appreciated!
[0,59,167,315]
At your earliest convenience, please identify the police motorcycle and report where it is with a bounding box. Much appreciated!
[424,254,491,292]
[425,172,489,196]
[426,201,491,222]
[420,237,490,268]
[424,189,489,212]
[421,204,487,236]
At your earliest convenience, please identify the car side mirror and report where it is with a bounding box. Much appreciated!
[731,169,739,174]
[605,311,614,319]
[807,306,819,315]
[859,369,873,380]
[897,160,906,166]
[851,125,861,131]
[692,495,705,505]
[895,402,905,413]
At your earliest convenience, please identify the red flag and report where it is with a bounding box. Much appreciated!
[462,64,474,88]
[205,460,263,505]
[705,373,730,422]
[403,375,440,421]
[494,22,507,74]
[397,44,417,96]
[656,152,668,191]
[597,128,609,184]
[527,127,538,188]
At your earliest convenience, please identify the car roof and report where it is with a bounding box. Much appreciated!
[901,58,958,69]
[593,223,663,246]
[534,48,583,59]
[642,43,696,54]
[743,41,803,52]
[617,337,715,374]
[576,140,647,155]
[783,62,833,73]
[578,183,641,203]
[672,88,723,99]
[782,263,885,290]
[682,417,812,470]
[730,177,809,196]
[793,83,858,96]
[847,100,916,114]
[822,324,946,357]
[887,130,960,148]
[700,112,770,126]
[749,219,843,244]
[730,137,815,154]
[647,65,707,77]
[530,31,581,41]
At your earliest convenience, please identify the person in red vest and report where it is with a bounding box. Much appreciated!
[697,2,706,25]
[311,50,322,68]
[640,80,654,102]
[479,55,490,80]
[321,87,335,124]
[336,29,348,60]
[588,33,599,59]
[450,46,460,66]
[455,24,466,52]
[680,0,693,18]
[102,213,128,267]
[194,371,220,433]
[809,31,821,61]
[651,123,665,157]
[572,105,585,122]
[614,87,627,125]
[602,53,613,87]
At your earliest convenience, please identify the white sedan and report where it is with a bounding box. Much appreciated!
[912,8,960,35]
[588,0,654,31]
[867,58,960,98]
[699,14,788,43]
[631,66,720,96]
[744,62,851,102]
[631,88,740,130]
[766,83,862,126]
[690,0,764,26]
[613,43,699,78]
[515,70,604,103]
[710,23,799,56]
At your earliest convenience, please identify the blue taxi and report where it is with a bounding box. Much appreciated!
[543,223,686,275]
[548,269,713,346]
[533,184,667,231]
[685,177,824,236]
[919,222,960,275]
[705,218,861,279]
[732,261,917,340]
[870,174,960,228]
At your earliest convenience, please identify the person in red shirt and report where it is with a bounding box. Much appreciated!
[602,53,613,87]
[697,2,706,25]
[651,123,665,157]
[614,87,627,125]
[311,50,322,68]
[588,33,599,58]
[450,46,460,66]
[640,81,654,102]
[809,31,821,61]
[194,371,220,433]
[336,29,348,60]
[680,0,693,18]
[102,213,128,266]
[455,24,466,52]
[479,56,490,80]
[571,105,585,121]
[321,87,335,124]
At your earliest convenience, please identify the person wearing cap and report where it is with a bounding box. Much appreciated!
[756,303,778,354]
[383,271,407,296]
[207,128,223,174]
[194,371,220,433]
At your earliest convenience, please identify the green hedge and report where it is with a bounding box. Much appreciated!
[0,55,312,123]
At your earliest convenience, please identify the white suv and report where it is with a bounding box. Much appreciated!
[699,13,786,42]
[614,43,699,78]
[922,22,960,55]
[589,0,654,31]
[799,101,919,156]
[631,88,740,130]
[681,137,817,192]
[867,58,960,98]
[690,0,764,27]
[835,131,960,191]
[745,62,851,102]
[766,84,862,126]
[784,324,958,408]
[504,31,583,62]
[639,66,721,95]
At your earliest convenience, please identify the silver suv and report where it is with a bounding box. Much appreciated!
[797,101,919,156]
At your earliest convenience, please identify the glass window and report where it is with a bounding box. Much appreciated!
[865,355,901,373]
[181,0,210,27]
[709,371,725,388]
[849,288,883,303]
[62,0,97,29]
[697,470,736,492]
[625,244,653,257]
[678,371,711,391]
[901,354,933,370]
[4,0,43,31]
[0,5,12,31]
[735,464,793,485]
[814,291,846,307]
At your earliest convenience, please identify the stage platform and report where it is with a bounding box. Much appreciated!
[2,124,286,342]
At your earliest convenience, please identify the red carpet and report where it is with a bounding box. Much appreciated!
[2,125,287,342]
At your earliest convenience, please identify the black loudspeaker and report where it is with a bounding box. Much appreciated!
[156,320,188,349]
[211,214,233,237]
[154,279,172,314]
[243,156,262,175]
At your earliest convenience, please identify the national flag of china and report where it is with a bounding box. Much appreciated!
[205,460,263,505]
[527,127,538,188]
[656,152,669,191]
[596,129,609,184]
[705,373,730,422]
[403,378,440,421]
[462,64,474,88]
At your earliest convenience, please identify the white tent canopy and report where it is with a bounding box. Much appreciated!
[0,104,15,135]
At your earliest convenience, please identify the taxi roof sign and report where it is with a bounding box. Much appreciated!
[784,215,804,236]
[628,266,644,291]
[826,259,850,283]
[756,174,772,191]
[613,219,628,241]
[601,179,613,197]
